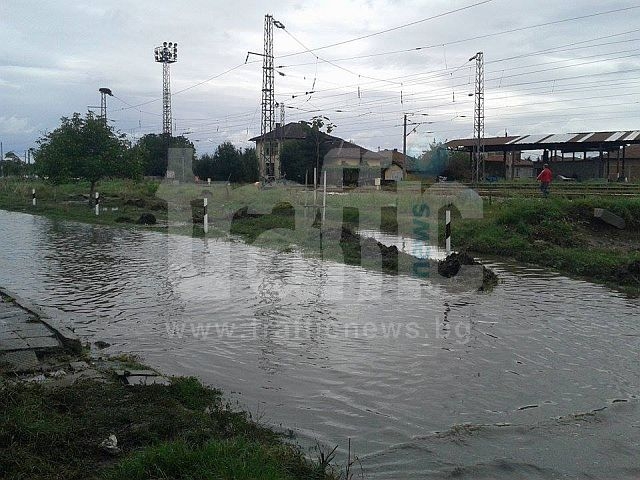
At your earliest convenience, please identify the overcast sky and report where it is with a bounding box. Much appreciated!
[1,0,639,158]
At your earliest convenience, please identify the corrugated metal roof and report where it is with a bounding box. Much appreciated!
[445,129,640,151]
[538,133,576,144]
[514,134,552,144]
[605,131,629,142]
[624,131,640,141]
[506,135,527,145]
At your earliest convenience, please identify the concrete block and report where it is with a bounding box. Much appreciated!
[594,208,626,229]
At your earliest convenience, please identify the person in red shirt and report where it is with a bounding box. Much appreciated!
[537,163,552,197]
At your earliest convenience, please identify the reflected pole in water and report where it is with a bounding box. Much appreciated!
[445,209,451,255]
[203,197,208,234]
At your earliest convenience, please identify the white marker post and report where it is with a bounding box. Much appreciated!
[207,178,211,186]
[445,209,451,255]
[32,188,36,207]
[95,192,100,216]
[322,170,327,222]
[203,197,208,234]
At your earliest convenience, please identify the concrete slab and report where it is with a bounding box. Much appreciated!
[26,336,61,350]
[13,323,54,338]
[0,350,39,373]
[0,330,22,341]
[0,338,30,351]
[0,311,33,322]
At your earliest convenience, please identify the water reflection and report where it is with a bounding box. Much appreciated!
[0,210,639,479]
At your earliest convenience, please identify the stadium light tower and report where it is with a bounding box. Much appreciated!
[154,41,178,136]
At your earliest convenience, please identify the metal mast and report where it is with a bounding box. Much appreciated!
[258,15,285,180]
[471,51,484,183]
[154,42,178,136]
[261,15,276,179]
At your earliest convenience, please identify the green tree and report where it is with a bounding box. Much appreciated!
[34,112,139,197]
[193,142,259,183]
[280,117,335,184]
[239,147,259,183]
[136,133,196,176]
[1,151,29,177]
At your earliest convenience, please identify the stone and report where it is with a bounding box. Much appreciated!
[594,208,626,229]
[136,213,156,225]
[69,361,90,371]
[125,375,171,386]
[0,350,39,373]
[115,369,158,377]
[99,434,120,455]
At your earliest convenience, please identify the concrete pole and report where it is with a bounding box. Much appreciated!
[95,192,100,216]
[313,167,317,206]
[403,114,407,179]
[322,170,327,222]
[203,197,208,234]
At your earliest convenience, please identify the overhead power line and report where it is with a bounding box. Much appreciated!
[277,0,495,58]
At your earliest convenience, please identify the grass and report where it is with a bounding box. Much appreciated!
[453,196,640,295]
[0,375,336,480]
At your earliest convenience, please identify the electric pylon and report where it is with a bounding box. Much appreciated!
[471,51,484,183]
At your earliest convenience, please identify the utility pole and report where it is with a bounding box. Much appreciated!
[154,41,178,136]
[0,141,3,177]
[280,102,285,127]
[471,51,485,183]
[402,113,431,179]
[261,15,284,180]
[403,114,407,178]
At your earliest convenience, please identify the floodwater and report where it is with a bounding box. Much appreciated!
[1,209,639,479]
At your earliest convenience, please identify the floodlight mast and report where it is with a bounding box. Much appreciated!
[154,42,178,136]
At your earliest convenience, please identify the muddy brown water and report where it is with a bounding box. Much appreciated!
[1,210,639,479]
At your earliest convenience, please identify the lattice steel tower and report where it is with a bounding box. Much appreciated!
[98,88,113,126]
[471,51,484,183]
[260,15,284,180]
[154,42,178,136]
